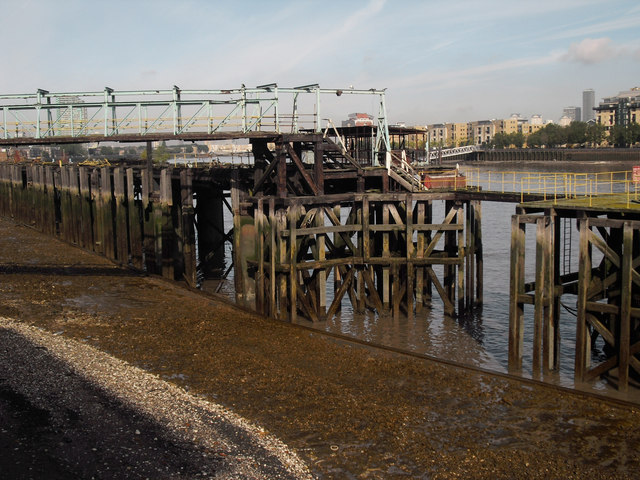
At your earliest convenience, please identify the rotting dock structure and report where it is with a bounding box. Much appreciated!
[1,86,639,391]
[509,192,640,392]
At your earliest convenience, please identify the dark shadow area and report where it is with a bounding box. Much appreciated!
[0,327,300,480]
[0,328,223,479]
[0,264,144,277]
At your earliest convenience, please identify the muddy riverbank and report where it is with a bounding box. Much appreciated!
[1,216,639,479]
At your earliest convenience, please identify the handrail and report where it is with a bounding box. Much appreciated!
[0,85,390,143]
[388,150,425,191]
[452,168,640,206]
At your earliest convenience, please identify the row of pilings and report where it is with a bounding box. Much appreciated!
[0,162,485,324]
[0,163,228,288]
[509,210,640,391]
[474,148,640,163]
[234,193,484,322]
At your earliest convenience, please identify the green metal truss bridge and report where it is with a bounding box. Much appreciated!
[0,84,391,151]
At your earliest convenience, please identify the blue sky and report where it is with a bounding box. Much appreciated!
[2,0,639,125]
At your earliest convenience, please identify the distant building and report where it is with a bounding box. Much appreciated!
[594,87,640,129]
[448,122,469,146]
[427,123,447,146]
[530,114,544,126]
[558,115,572,127]
[56,96,87,136]
[583,89,595,122]
[562,106,581,123]
[425,113,558,147]
[493,117,519,135]
[342,113,374,127]
[468,120,494,145]
[509,113,530,133]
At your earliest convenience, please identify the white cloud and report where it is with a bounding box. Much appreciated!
[562,38,619,64]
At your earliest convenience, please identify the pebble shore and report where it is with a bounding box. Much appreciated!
[2,217,640,478]
[0,317,312,479]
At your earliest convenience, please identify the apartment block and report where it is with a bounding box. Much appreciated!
[468,120,494,145]
[493,117,519,135]
[448,122,469,146]
[427,123,447,146]
[595,87,640,129]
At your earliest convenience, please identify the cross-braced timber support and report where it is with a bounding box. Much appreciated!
[509,208,640,390]
[234,193,483,322]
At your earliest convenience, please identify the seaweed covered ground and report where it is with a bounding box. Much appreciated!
[1,217,639,479]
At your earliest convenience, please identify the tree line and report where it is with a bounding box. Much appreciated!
[487,121,640,149]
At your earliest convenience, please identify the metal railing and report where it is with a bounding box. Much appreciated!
[427,145,478,162]
[0,85,390,149]
[457,169,640,206]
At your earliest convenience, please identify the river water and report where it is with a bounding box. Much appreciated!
[213,159,640,398]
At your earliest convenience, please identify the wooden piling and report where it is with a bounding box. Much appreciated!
[457,201,465,313]
[141,168,157,274]
[78,167,94,250]
[179,169,196,287]
[289,205,298,323]
[100,167,115,260]
[90,169,103,253]
[619,222,633,391]
[159,168,174,280]
[231,170,244,300]
[113,167,129,265]
[316,204,327,320]
[406,195,415,320]
[575,217,591,381]
[415,200,425,312]
[509,215,526,371]
[68,166,82,246]
[256,198,266,315]
[268,198,277,319]
[533,216,546,376]
[127,168,144,270]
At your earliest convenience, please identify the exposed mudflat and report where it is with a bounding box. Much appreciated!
[1,216,639,479]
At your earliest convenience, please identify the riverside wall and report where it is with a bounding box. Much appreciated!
[471,148,640,163]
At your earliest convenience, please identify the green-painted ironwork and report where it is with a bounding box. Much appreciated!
[0,85,389,148]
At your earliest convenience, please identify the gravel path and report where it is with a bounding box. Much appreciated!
[0,317,312,479]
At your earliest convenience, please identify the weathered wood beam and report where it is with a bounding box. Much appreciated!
[509,215,526,371]
[252,156,280,194]
[327,267,354,319]
[285,143,319,196]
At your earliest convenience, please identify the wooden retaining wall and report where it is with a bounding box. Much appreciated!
[475,148,640,163]
[0,163,197,285]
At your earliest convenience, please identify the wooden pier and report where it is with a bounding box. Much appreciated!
[235,192,483,322]
[2,124,640,391]
[509,196,640,391]
[0,126,483,322]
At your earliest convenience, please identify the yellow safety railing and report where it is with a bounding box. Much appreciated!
[457,168,640,207]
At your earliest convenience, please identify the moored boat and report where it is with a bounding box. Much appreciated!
[418,166,466,189]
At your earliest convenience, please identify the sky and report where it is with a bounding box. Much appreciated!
[2,0,639,125]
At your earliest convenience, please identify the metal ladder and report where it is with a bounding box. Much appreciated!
[562,217,572,276]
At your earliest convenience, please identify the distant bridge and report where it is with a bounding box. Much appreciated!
[428,145,479,162]
[0,84,391,150]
